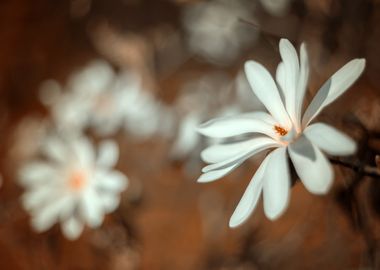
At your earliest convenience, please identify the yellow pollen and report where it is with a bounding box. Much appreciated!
[274,125,288,136]
[68,170,87,191]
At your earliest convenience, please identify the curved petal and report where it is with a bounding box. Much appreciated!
[198,113,278,139]
[288,135,333,195]
[97,140,119,168]
[80,189,104,228]
[262,147,290,220]
[244,61,291,127]
[197,162,242,183]
[96,170,128,192]
[276,62,286,96]
[19,162,56,187]
[304,123,356,156]
[73,137,95,167]
[279,39,299,124]
[229,153,270,227]
[295,43,309,126]
[41,136,67,164]
[302,58,366,127]
[202,138,279,172]
[201,137,280,164]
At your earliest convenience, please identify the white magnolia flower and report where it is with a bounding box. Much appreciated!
[19,135,128,240]
[197,39,365,227]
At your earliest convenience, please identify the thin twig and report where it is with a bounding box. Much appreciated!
[329,158,380,179]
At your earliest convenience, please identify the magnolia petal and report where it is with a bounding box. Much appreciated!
[229,154,270,228]
[19,162,56,187]
[263,147,290,220]
[276,62,286,98]
[41,136,67,164]
[244,61,291,127]
[198,113,277,139]
[295,43,309,125]
[197,162,242,183]
[22,186,57,212]
[201,137,279,164]
[302,58,366,127]
[97,170,128,192]
[73,137,95,167]
[80,189,104,228]
[97,140,119,168]
[304,123,356,156]
[99,193,121,213]
[289,135,333,195]
[61,216,84,240]
[279,39,299,123]
[202,138,279,173]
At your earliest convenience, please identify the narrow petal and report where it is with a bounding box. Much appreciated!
[302,58,366,127]
[262,147,290,220]
[96,170,128,192]
[41,136,67,164]
[304,123,356,156]
[202,138,279,172]
[80,189,104,228]
[229,154,270,227]
[197,162,241,183]
[61,216,84,240]
[279,39,299,124]
[201,137,280,164]
[288,135,333,194]
[73,137,95,167]
[295,43,309,126]
[19,162,56,187]
[198,113,278,139]
[97,140,119,168]
[276,62,286,101]
[244,61,291,127]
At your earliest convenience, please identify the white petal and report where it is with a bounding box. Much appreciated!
[304,123,356,156]
[201,137,280,164]
[41,136,67,164]
[22,185,58,212]
[61,216,84,240]
[198,113,278,139]
[97,140,119,168]
[279,39,299,123]
[80,189,104,228]
[262,147,290,220]
[229,154,270,227]
[73,137,95,167]
[98,193,121,213]
[19,162,56,187]
[302,58,366,127]
[295,43,309,125]
[202,137,279,172]
[288,135,333,194]
[96,170,128,192]
[276,62,286,99]
[245,61,291,127]
[197,162,242,183]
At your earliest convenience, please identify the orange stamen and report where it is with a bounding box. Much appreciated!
[68,170,87,191]
[274,125,288,136]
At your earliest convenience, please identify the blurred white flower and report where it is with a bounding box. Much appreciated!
[198,39,365,226]
[182,0,258,64]
[19,135,128,240]
[40,60,170,138]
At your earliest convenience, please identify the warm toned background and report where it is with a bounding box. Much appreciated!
[0,0,380,269]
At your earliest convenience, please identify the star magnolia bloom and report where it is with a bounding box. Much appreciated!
[197,39,365,227]
[19,136,128,240]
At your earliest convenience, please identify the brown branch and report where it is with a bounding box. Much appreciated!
[329,158,380,179]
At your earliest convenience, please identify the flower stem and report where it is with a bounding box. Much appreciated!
[329,158,380,179]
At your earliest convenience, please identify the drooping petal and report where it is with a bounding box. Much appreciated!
[262,147,290,220]
[229,153,270,227]
[61,216,84,240]
[201,137,280,164]
[295,43,309,126]
[198,112,278,139]
[80,189,104,228]
[244,61,291,127]
[197,162,242,183]
[288,135,333,194]
[97,140,119,168]
[279,39,299,124]
[304,123,356,156]
[202,138,279,172]
[302,58,366,127]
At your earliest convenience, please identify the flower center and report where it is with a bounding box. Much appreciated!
[68,170,87,191]
[274,125,288,136]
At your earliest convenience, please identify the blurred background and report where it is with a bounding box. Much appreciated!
[1,0,380,269]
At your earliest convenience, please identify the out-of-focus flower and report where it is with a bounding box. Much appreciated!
[197,39,365,226]
[19,135,128,240]
[259,0,292,16]
[40,60,170,138]
[182,0,258,64]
